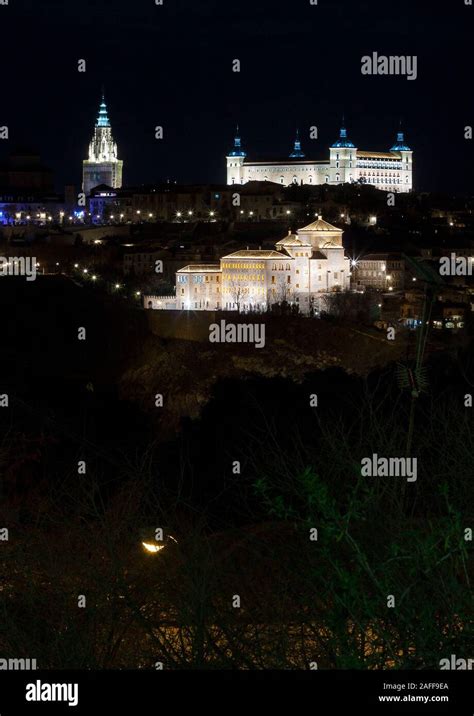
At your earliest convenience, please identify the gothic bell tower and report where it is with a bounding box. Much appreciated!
[82,94,124,196]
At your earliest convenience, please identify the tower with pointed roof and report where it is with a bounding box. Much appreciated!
[390,129,412,190]
[329,124,357,185]
[226,126,247,184]
[82,94,123,196]
[289,129,305,158]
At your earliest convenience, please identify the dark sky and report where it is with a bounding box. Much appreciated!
[0,0,472,193]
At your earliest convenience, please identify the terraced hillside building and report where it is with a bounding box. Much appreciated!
[144,217,351,314]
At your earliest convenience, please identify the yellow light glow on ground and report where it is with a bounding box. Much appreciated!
[142,542,165,554]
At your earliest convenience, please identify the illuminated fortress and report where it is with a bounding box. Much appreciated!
[226,125,413,193]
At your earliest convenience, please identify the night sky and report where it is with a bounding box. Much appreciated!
[1,0,472,193]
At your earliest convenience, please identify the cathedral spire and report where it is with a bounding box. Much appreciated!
[96,94,110,128]
[289,128,305,158]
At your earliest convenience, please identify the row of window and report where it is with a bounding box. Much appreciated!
[222,273,265,281]
[177,274,220,284]
[360,172,401,177]
[222,262,266,269]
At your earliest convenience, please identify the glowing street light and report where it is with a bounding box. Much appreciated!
[142,542,165,554]
[83,269,88,274]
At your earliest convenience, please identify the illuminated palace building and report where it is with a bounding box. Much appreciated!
[226,125,413,192]
[82,97,123,197]
[145,217,351,315]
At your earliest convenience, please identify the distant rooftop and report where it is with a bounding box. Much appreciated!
[298,217,342,233]
[223,250,288,259]
[177,264,221,273]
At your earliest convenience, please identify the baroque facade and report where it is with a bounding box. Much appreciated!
[144,217,351,315]
[226,125,413,193]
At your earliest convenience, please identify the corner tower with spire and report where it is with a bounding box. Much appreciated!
[329,123,357,185]
[226,126,247,184]
[390,128,412,189]
[82,94,123,196]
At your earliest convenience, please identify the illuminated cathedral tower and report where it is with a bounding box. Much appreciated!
[82,95,123,196]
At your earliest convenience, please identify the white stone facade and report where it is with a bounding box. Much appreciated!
[145,217,351,315]
[226,128,413,193]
